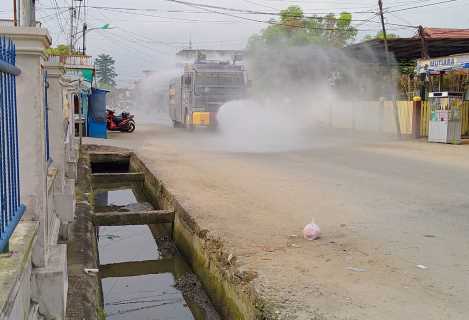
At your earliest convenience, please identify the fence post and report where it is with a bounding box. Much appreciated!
[412,96,422,139]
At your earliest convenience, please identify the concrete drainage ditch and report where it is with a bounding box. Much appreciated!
[90,153,220,319]
[69,146,266,320]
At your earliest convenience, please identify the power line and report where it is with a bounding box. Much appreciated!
[96,7,239,23]
[37,7,67,22]
[385,0,459,13]
[87,10,175,56]
[240,0,279,11]
[39,3,413,32]
[36,3,419,28]
[162,0,383,32]
[383,0,450,9]
[353,12,379,28]
[49,0,65,33]
[164,0,377,15]
[38,4,377,17]
[84,5,386,30]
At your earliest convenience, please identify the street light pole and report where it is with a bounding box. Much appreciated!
[73,24,111,53]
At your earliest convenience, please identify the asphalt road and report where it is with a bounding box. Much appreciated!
[87,123,469,320]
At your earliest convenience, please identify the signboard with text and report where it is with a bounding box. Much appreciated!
[417,53,469,73]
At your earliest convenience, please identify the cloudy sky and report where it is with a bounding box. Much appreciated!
[1,0,468,86]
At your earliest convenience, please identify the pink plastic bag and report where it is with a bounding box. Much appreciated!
[303,219,320,240]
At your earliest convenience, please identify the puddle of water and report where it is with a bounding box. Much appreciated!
[102,273,194,320]
[98,225,160,264]
[94,182,220,320]
[94,185,154,212]
[95,189,137,207]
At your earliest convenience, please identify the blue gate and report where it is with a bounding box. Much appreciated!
[0,37,26,252]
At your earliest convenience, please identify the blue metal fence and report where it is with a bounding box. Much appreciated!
[0,37,26,252]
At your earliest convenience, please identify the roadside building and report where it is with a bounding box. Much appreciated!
[345,27,469,138]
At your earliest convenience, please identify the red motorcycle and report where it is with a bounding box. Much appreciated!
[106,109,136,133]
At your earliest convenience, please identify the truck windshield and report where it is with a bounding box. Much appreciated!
[196,72,244,88]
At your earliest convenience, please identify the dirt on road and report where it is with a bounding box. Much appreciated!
[86,125,469,320]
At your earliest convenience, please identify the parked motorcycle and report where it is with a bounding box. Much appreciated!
[106,109,136,133]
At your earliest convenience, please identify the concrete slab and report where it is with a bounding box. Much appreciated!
[54,193,75,224]
[99,258,180,279]
[65,161,77,180]
[65,156,100,320]
[93,209,175,226]
[32,244,68,320]
[0,221,39,320]
[91,172,145,184]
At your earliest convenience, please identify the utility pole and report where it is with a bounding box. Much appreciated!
[378,0,401,137]
[378,0,389,65]
[82,23,87,55]
[69,5,74,52]
[418,26,429,59]
[13,0,17,26]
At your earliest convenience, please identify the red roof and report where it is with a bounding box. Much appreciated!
[418,28,469,39]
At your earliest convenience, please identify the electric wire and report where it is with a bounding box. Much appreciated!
[385,0,459,13]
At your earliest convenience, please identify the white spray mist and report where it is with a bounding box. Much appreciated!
[215,43,398,152]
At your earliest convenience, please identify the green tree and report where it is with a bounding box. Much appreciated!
[95,54,117,89]
[248,6,358,50]
[364,31,399,41]
[46,44,72,56]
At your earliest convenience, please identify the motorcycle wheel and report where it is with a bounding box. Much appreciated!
[126,121,136,133]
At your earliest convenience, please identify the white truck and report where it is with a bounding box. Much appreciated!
[169,61,247,128]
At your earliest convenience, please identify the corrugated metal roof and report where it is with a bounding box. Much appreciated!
[418,28,469,39]
[347,27,469,63]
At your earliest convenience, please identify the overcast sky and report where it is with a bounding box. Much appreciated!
[1,0,468,86]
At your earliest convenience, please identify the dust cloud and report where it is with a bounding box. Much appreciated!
[216,44,397,152]
[216,100,312,152]
[130,67,181,125]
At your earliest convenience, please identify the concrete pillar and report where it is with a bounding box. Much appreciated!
[19,0,36,27]
[45,64,76,236]
[63,84,80,180]
[45,63,66,192]
[0,26,51,267]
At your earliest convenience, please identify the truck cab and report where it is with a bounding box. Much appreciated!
[169,60,247,128]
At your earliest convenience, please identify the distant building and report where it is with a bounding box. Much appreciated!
[176,49,245,64]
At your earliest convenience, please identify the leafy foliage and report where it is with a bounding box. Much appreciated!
[248,6,358,50]
[364,31,399,41]
[46,44,72,56]
[95,54,117,89]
